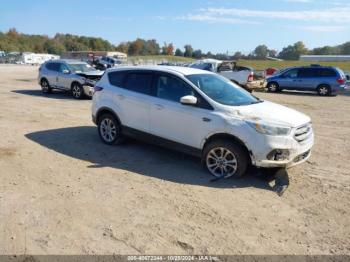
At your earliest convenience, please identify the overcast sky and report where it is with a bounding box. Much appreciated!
[1,0,349,53]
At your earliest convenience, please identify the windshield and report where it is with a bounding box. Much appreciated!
[68,63,96,73]
[186,74,261,106]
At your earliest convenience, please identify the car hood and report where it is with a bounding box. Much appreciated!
[225,101,311,128]
[76,71,104,78]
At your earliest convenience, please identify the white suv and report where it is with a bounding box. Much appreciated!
[92,66,314,178]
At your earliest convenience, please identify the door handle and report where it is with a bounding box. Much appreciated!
[202,117,211,122]
[154,104,164,110]
[117,94,125,100]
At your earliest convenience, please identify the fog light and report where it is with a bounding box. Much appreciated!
[267,149,290,161]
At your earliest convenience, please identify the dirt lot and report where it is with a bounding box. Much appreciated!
[0,65,350,255]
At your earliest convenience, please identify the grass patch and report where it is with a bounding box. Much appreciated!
[128,56,350,72]
[237,59,350,72]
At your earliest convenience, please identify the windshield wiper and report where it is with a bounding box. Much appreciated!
[250,100,264,104]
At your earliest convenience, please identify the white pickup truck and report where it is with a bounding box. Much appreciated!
[189,59,254,91]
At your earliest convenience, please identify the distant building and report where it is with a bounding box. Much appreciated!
[300,55,350,62]
[63,51,127,61]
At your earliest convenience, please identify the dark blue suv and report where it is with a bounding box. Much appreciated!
[266,66,346,96]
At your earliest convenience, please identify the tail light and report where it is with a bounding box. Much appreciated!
[93,86,103,94]
[337,78,345,85]
[247,72,254,82]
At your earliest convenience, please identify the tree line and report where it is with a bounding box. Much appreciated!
[1,28,350,60]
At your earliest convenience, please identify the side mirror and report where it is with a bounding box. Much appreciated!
[180,95,197,106]
[62,69,70,74]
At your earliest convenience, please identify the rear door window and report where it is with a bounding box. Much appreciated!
[298,68,317,78]
[124,72,153,95]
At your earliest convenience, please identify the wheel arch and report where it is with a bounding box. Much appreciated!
[70,80,82,90]
[316,83,331,89]
[202,133,253,164]
[267,80,279,87]
[40,77,49,84]
[96,107,122,126]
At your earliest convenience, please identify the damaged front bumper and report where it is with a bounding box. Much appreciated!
[82,85,94,97]
[248,125,314,169]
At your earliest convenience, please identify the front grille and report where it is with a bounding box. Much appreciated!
[294,123,312,143]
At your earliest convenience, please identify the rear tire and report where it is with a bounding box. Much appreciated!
[267,82,280,92]
[97,113,125,145]
[317,85,331,96]
[203,139,249,179]
[41,79,52,94]
[71,82,84,99]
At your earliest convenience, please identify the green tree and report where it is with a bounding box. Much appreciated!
[340,42,350,54]
[115,42,130,54]
[175,48,183,56]
[192,49,202,59]
[184,44,193,57]
[233,51,242,60]
[279,41,308,60]
[253,45,269,59]
[128,38,144,55]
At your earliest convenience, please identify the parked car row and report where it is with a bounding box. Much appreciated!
[38,61,315,178]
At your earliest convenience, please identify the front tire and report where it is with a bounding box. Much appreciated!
[71,83,84,99]
[203,139,249,179]
[41,79,52,94]
[97,113,124,145]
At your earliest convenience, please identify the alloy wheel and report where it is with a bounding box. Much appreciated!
[99,118,117,143]
[318,86,329,95]
[72,85,82,98]
[206,147,238,178]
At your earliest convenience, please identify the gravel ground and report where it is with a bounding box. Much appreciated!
[0,65,349,255]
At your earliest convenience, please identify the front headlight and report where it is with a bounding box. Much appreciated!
[246,120,291,136]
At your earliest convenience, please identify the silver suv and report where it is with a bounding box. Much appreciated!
[38,59,104,99]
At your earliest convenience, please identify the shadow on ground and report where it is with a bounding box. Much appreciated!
[25,126,275,190]
[12,89,90,100]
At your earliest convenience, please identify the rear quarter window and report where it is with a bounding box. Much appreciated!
[108,71,127,87]
[317,68,337,77]
[46,62,60,71]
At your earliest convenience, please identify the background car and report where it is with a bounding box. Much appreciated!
[266,65,347,96]
[38,59,104,99]
[189,59,254,92]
